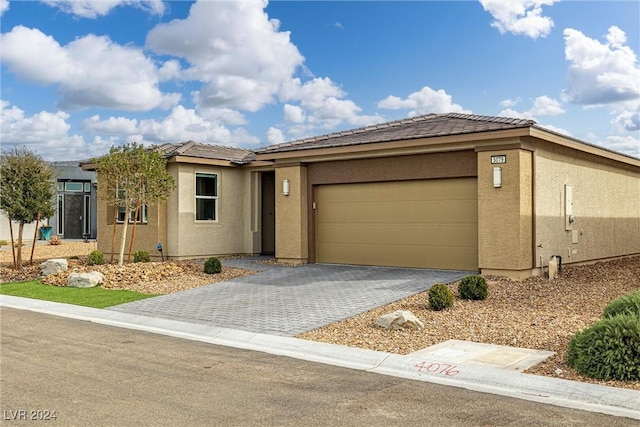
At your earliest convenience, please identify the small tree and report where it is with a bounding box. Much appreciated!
[93,142,174,265]
[0,147,56,269]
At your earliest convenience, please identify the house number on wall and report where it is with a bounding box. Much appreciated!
[491,155,507,164]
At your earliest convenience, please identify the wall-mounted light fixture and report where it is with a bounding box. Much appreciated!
[282,179,290,196]
[493,167,502,188]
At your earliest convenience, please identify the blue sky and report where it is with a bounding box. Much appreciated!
[1,0,638,161]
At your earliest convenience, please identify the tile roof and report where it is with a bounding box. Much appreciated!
[156,141,256,164]
[255,113,536,154]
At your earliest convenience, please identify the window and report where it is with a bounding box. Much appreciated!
[84,195,91,235]
[57,182,63,192]
[57,195,64,235]
[84,182,91,193]
[195,173,217,221]
[116,205,148,224]
[64,182,84,192]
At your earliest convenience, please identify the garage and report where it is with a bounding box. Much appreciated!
[315,178,478,270]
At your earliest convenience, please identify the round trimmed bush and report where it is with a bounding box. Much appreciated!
[566,314,640,381]
[458,275,488,300]
[602,291,640,319]
[204,257,222,274]
[428,284,454,311]
[87,250,104,266]
[133,250,150,263]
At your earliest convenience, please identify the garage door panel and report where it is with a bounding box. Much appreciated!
[319,200,478,224]
[317,223,477,247]
[316,178,478,270]
[317,243,478,271]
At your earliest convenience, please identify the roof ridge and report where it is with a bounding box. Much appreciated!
[174,140,197,155]
[444,112,536,126]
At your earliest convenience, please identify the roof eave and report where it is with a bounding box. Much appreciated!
[529,126,640,167]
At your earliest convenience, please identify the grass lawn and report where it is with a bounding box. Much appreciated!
[0,280,157,308]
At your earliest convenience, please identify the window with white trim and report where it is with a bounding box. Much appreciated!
[195,173,218,221]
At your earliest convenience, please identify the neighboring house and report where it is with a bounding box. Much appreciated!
[0,161,97,242]
[83,113,640,279]
[50,161,98,240]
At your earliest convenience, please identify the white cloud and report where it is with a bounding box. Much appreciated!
[266,127,285,145]
[499,97,521,108]
[377,86,469,116]
[499,95,564,120]
[0,26,181,111]
[274,77,383,140]
[479,0,557,39]
[147,0,303,112]
[1,98,263,160]
[81,115,139,135]
[611,109,640,132]
[284,104,306,124]
[41,0,165,19]
[562,26,640,106]
[0,100,108,160]
[538,123,572,137]
[602,135,640,158]
[1,100,71,145]
[0,0,9,17]
[529,95,565,116]
[83,105,260,146]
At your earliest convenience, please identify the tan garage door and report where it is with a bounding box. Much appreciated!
[315,178,478,270]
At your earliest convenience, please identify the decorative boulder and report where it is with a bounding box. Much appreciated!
[375,310,424,331]
[40,259,68,276]
[68,272,104,288]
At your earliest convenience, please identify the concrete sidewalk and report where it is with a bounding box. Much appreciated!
[2,295,638,421]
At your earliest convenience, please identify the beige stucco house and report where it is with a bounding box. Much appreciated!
[84,113,640,279]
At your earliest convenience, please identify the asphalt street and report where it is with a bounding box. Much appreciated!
[2,308,637,427]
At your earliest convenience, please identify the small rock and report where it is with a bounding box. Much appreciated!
[68,271,104,288]
[555,368,563,376]
[375,310,424,330]
[40,259,68,276]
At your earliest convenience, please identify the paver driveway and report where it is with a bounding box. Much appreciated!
[108,257,472,336]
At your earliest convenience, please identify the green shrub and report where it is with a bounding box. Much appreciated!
[566,314,640,381]
[204,257,222,274]
[0,239,8,247]
[602,291,640,319]
[428,284,454,311]
[458,275,488,300]
[87,250,104,266]
[133,250,150,263]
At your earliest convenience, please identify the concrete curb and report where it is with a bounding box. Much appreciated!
[2,295,638,420]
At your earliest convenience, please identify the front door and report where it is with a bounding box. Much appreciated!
[64,194,84,239]
[261,172,275,254]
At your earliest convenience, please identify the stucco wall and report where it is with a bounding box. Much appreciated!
[534,143,640,266]
[165,163,250,259]
[275,164,308,264]
[477,148,533,277]
[96,195,165,261]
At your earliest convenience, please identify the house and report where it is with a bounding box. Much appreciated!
[84,113,640,279]
[0,161,97,242]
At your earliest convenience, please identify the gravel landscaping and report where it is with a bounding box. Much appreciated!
[2,241,638,390]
